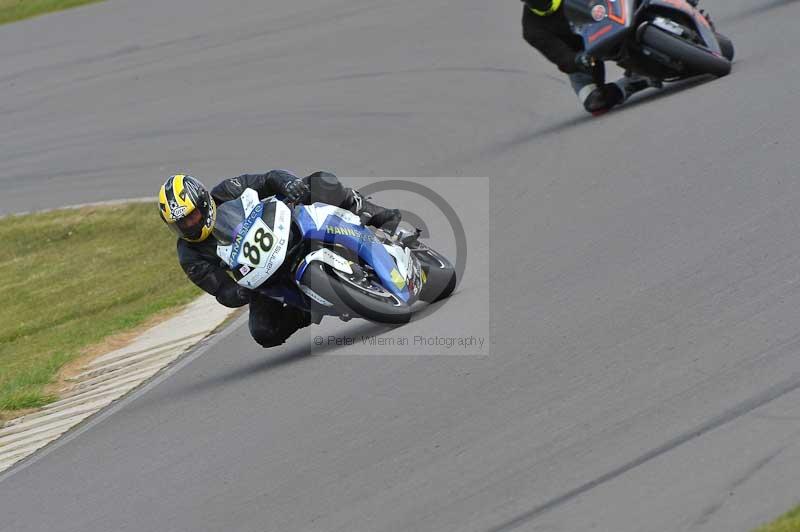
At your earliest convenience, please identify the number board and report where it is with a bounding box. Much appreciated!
[236,217,277,269]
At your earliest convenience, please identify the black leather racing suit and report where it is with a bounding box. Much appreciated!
[176,170,399,348]
[521,1,585,75]
[520,0,657,112]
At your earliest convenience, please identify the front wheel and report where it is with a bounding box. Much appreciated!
[299,262,412,324]
[416,248,457,303]
[640,25,732,78]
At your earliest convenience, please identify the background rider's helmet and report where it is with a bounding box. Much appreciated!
[158,174,216,242]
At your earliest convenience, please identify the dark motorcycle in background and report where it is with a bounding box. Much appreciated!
[565,0,734,82]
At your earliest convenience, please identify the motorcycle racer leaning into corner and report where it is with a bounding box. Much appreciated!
[158,170,402,348]
[520,0,709,114]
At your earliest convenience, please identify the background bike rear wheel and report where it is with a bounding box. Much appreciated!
[640,25,732,77]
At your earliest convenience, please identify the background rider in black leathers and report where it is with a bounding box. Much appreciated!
[176,170,400,348]
[521,0,656,113]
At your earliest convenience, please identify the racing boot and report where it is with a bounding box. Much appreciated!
[582,83,625,115]
[614,74,660,101]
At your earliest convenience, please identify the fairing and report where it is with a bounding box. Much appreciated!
[214,189,292,289]
[293,203,412,302]
[564,0,722,57]
[564,0,635,55]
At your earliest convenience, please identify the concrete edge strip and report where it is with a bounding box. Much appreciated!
[87,332,207,369]
[0,197,241,478]
[0,297,244,480]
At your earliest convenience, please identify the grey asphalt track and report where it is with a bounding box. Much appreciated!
[2,0,800,531]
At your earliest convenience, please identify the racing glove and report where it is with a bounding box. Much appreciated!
[365,206,402,233]
[279,177,310,202]
[345,189,402,232]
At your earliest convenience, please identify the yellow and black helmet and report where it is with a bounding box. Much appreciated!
[158,174,216,242]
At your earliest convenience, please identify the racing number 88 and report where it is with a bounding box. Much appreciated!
[243,227,274,264]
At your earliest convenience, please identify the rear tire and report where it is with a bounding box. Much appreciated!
[715,32,734,61]
[300,262,412,324]
[640,25,732,78]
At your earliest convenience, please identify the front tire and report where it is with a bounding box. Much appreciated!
[640,25,732,78]
[300,262,412,324]
[416,248,457,303]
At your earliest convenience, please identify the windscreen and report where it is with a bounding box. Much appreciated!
[213,200,246,246]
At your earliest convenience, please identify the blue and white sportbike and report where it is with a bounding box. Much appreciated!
[213,188,456,324]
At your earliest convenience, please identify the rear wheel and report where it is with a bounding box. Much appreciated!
[640,25,732,78]
[300,262,412,324]
[715,32,734,61]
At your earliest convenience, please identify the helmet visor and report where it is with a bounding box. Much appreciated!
[175,208,204,240]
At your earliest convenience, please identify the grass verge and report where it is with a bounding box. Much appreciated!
[0,0,102,26]
[0,202,200,414]
[756,505,800,532]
